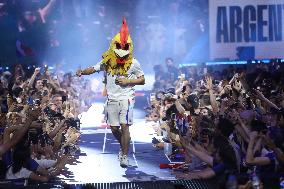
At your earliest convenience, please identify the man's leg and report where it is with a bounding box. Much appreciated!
[105,100,122,149]
[118,98,134,167]
[110,126,122,146]
[120,124,131,155]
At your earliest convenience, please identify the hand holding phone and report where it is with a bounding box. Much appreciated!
[42,79,48,87]
[34,67,41,75]
[150,93,156,102]
[27,96,33,105]
[178,74,185,80]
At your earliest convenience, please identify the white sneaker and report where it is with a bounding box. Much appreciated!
[120,155,128,168]
[118,148,122,161]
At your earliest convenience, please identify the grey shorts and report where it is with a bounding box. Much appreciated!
[105,98,134,126]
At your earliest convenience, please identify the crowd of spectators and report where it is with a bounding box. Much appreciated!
[2,0,284,188]
[0,64,94,182]
[147,58,284,188]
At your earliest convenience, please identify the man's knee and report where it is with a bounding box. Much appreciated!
[110,126,120,133]
[120,124,130,134]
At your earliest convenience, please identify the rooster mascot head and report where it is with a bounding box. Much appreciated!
[101,17,133,76]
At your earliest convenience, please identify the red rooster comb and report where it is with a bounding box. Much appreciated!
[119,17,129,48]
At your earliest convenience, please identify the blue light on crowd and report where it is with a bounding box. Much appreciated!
[179,63,197,68]
[262,59,270,63]
[179,59,283,68]
[206,61,247,65]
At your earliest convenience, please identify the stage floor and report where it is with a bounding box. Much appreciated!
[59,102,176,184]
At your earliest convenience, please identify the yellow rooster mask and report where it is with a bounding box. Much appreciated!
[101,17,133,76]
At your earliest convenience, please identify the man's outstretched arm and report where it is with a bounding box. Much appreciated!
[76,67,96,76]
[76,62,102,77]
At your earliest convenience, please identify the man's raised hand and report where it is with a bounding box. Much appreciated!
[76,69,82,77]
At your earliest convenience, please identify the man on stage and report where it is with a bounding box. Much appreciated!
[76,18,145,168]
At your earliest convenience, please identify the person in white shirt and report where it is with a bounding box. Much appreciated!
[76,18,145,167]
